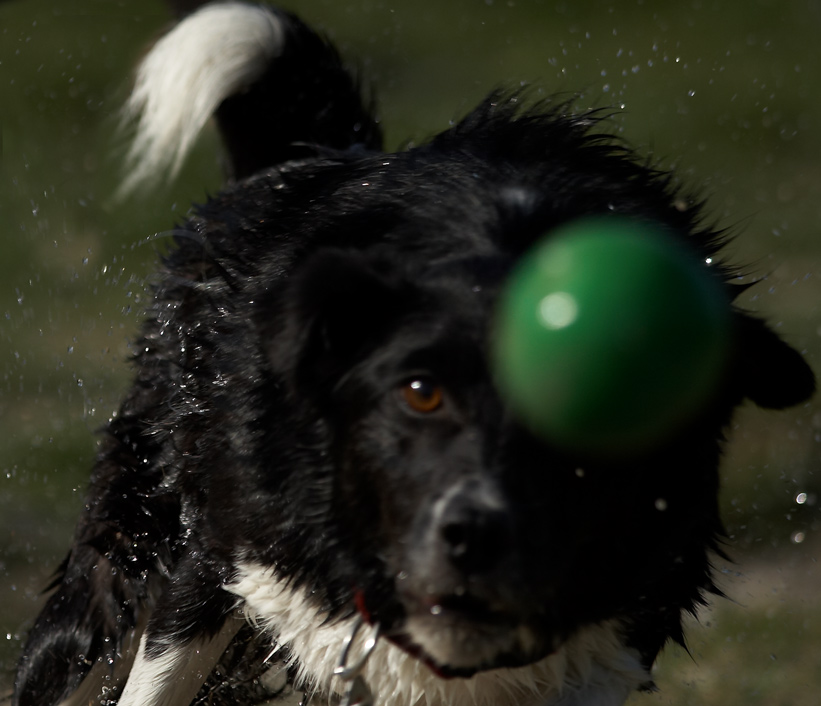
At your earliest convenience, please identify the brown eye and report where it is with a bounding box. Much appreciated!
[401,378,444,413]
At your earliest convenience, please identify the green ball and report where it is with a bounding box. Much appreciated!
[492,217,731,457]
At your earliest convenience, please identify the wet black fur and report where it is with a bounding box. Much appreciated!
[13,4,815,706]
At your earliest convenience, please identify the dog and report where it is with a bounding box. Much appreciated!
[12,2,815,706]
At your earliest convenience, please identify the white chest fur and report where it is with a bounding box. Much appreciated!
[228,562,650,706]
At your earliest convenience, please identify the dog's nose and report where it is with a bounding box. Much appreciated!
[438,487,512,575]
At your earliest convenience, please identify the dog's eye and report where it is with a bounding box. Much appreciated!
[401,378,444,414]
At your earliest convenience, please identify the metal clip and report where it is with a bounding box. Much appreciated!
[331,616,380,706]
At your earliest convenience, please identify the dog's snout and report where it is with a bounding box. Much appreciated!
[438,488,512,575]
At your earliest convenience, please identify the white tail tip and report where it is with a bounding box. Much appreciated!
[119,2,285,197]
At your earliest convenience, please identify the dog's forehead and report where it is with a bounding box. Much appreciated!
[289,154,613,266]
[275,143,547,243]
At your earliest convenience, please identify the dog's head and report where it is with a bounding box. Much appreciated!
[199,97,814,678]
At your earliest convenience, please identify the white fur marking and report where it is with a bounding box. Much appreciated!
[117,613,243,706]
[120,1,285,195]
[228,561,650,706]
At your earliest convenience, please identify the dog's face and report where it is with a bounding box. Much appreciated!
[248,221,723,677]
[198,105,813,682]
[273,250,723,675]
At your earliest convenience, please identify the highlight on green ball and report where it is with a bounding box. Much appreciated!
[492,216,731,458]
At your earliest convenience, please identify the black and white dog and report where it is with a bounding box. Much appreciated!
[13,3,815,706]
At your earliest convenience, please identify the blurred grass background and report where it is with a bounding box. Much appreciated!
[1,0,819,701]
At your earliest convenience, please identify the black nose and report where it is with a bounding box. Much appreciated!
[438,486,513,575]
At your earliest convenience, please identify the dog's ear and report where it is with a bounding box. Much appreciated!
[262,249,410,392]
[733,312,815,409]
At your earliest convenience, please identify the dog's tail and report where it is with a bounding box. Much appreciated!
[120,1,382,195]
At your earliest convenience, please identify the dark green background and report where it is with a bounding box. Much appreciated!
[1,0,819,702]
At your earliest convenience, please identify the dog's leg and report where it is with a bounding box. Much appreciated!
[114,548,245,706]
[56,609,148,706]
[122,1,382,193]
[116,612,244,706]
[13,542,158,706]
